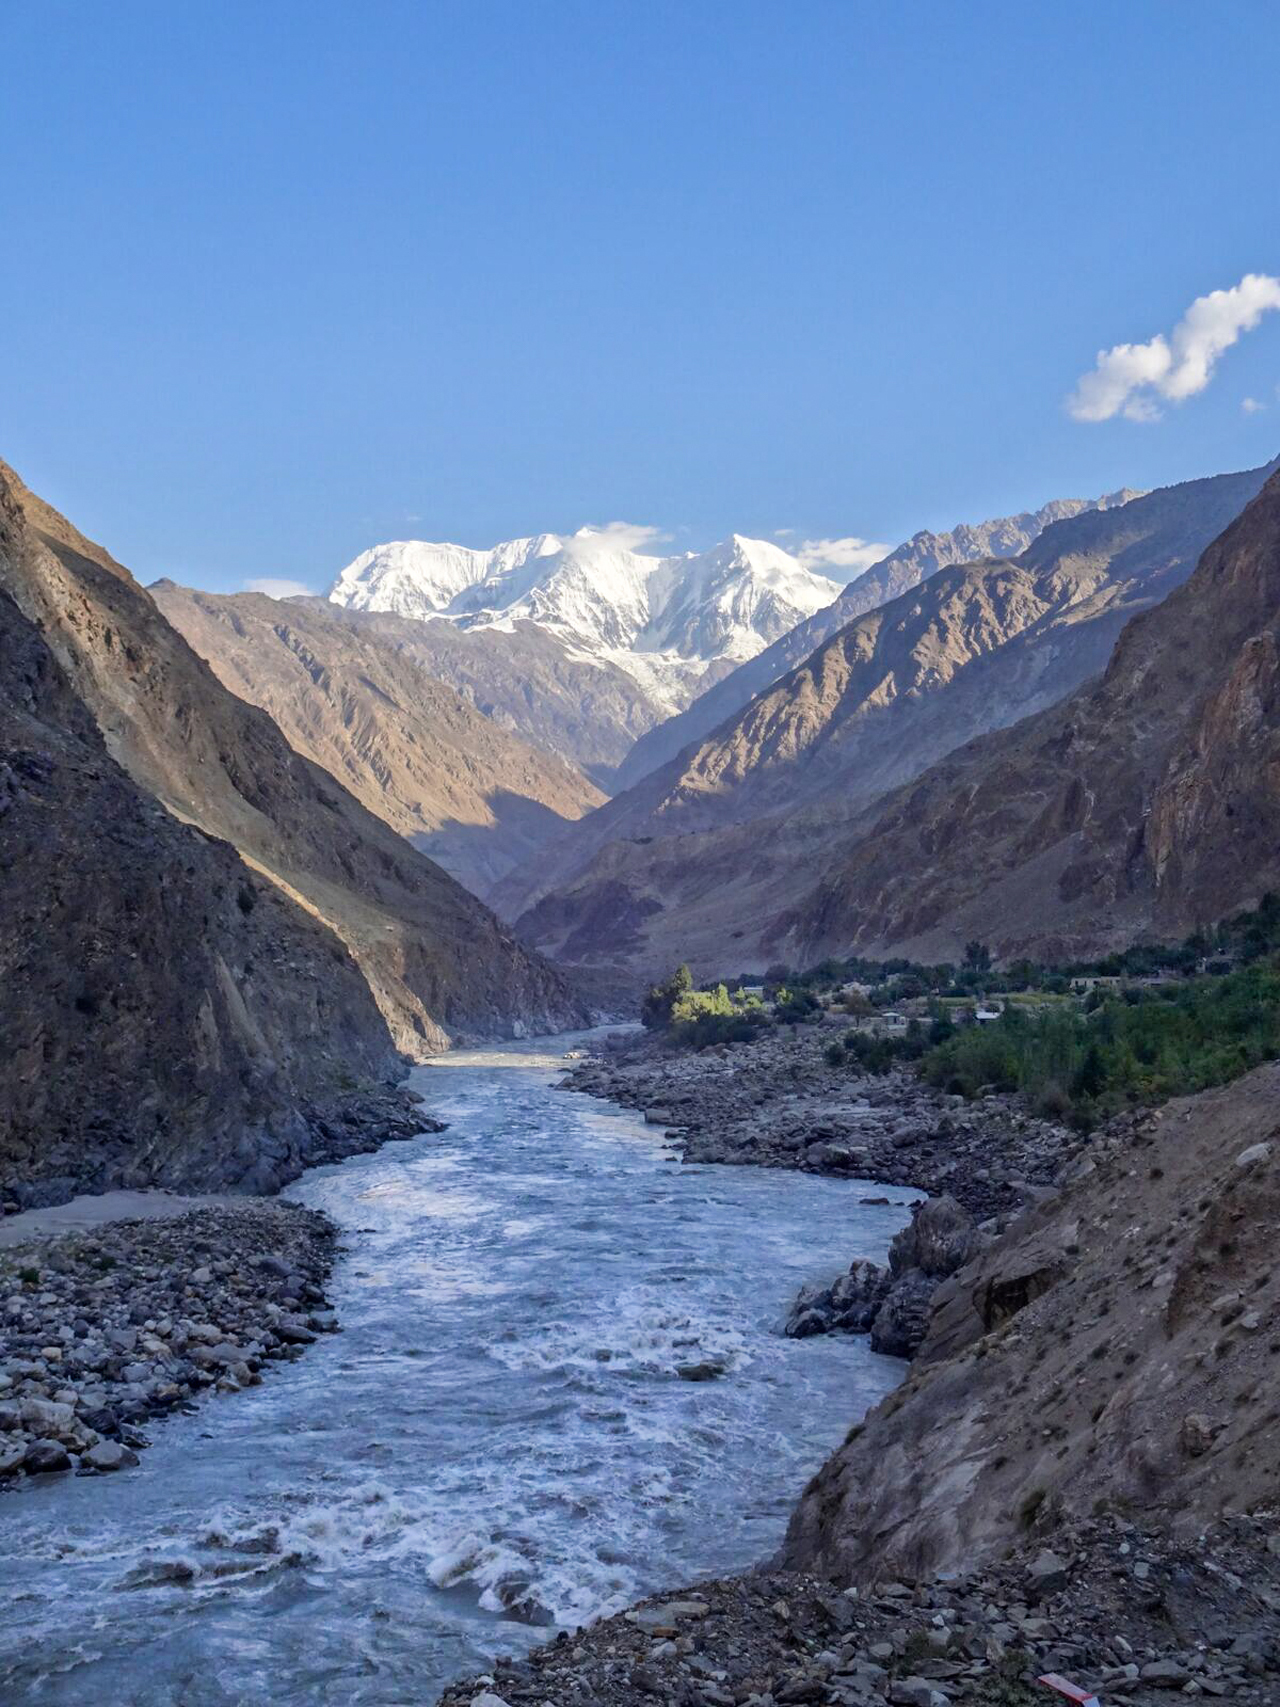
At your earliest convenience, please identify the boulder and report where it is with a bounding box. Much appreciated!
[84,1439,139,1472]
[19,1396,75,1436]
[1026,1548,1068,1598]
[888,1196,978,1280]
[869,1272,935,1358]
[24,1438,72,1474]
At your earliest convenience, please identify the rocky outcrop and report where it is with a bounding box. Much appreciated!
[787,1196,983,1358]
[149,580,605,898]
[0,575,411,1204]
[781,1060,1280,1587]
[501,462,1268,967]
[0,460,585,1066]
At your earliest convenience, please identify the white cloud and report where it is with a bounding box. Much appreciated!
[1243,395,1267,414]
[244,577,314,599]
[1068,272,1280,423]
[795,535,891,580]
[572,521,670,553]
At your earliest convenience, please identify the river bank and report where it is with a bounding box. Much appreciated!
[0,1198,341,1483]
[0,1086,445,1488]
[3,1081,437,1213]
[439,1511,1280,1706]
[562,1026,1085,1359]
[561,1026,1078,1222]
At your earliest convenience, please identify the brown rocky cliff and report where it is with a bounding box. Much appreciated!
[613,491,1141,792]
[503,462,1269,968]
[0,576,401,1206]
[0,460,585,1053]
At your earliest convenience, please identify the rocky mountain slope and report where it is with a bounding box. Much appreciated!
[304,602,677,789]
[502,463,1268,964]
[780,458,1280,966]
[149,580,605,896]
[615,489,1139,790]
[0,498,406,1206]
[782,1060,1280,1587]
[329,527,842,725]
[0,460,583,1068]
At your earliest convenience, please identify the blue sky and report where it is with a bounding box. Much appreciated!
[3,0,1279,594]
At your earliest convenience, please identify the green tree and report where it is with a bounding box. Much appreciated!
[641,964,693,1030]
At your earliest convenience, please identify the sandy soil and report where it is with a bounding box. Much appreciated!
[0,1190,236,1248]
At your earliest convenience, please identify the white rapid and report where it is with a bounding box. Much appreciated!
[0,1033,913,1705]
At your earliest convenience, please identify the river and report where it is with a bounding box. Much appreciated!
[0,1033,914,1705]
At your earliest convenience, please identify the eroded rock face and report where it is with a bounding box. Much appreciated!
[0,575,402,1203]
[0,457,584,1200]
[781,1061,1280,1586]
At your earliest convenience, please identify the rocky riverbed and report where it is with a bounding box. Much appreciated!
[562,1027,1077,1222]
[562,1026,1081,1360]
[439,1512,1280,1706]
[0,1199,341,1485]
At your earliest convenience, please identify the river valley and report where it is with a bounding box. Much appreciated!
[0,1032,914,1706]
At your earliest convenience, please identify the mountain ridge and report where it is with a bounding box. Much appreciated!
[613,488,1140,788]
[503,459,1272,974]
[779,455,1280,965]
[149,580,606,897]
[328,527,842,722]
[0,459,584,1062]
[0,477,409,1204]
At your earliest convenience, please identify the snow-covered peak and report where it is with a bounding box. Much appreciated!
[329,534,563,623]
[328,527,842,714]
[641,536,840,661]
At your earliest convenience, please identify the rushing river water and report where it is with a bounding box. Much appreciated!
[0,1033,914,1705]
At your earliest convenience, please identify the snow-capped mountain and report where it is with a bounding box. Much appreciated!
[328,528,841,715]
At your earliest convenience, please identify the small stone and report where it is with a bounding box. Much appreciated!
[1181,1413,1217,1456]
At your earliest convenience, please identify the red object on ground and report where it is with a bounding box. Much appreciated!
[1038,1675,1101,1707]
